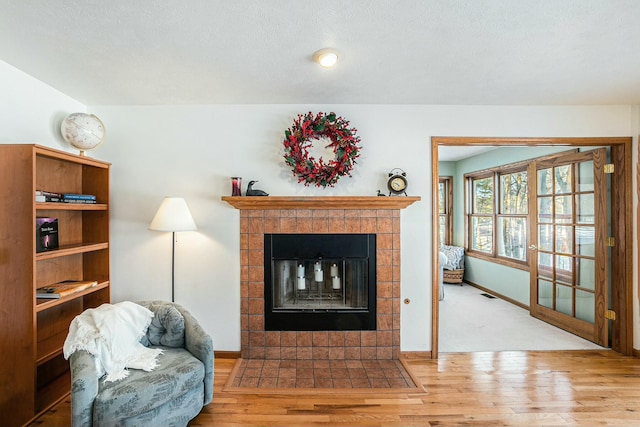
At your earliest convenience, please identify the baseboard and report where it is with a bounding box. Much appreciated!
[462,279,529,311]
[214,350,242,359]
[633,348,640,358]
[400,351,433,360]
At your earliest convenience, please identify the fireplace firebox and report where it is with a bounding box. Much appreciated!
[264,234,376,331]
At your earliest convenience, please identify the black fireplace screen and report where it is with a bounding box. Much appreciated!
[264,234,376,331]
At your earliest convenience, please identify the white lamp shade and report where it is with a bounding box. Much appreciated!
[149,197,197,232]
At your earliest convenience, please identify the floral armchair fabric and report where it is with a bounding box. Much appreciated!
[440,245,465,271]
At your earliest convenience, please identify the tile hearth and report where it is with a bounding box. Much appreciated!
[225,358,419,391]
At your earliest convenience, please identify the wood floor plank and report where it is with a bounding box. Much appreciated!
[30,350,640,426]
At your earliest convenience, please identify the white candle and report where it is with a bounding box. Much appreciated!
[330,264,338,277]
[314,262,321,271]
[297,277,306,290]
[314,269,323,282]
[297,264,305,278]
[332,276,341,289]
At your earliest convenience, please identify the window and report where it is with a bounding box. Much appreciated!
[466,167,528,266]
[498,171,527,261]
[469,174,494,253]
[438,177,453,245]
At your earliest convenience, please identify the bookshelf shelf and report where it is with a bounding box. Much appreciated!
[36,202,108,211]
[35,242,109,260]
[35,281,110,313]
[0,144,111,426]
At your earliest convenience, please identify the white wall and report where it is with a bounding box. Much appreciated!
[90,104,636,352]
[0,60,85,147]
[2,61,637,352]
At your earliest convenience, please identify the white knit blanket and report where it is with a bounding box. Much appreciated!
[63,301,163,382]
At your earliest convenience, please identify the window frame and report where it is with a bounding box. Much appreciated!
[465,163,530,271]
[438,176,453,246]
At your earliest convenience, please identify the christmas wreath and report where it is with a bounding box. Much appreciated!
[283,111,361,187]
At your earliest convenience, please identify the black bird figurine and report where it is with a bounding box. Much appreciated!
[246,180,269,196]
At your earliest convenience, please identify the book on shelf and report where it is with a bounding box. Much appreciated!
[35,191,97,203]
[62,198,97,204]
[63,193,97,201]
[36,190,63,198]
[35,195,62,202]
[36,217,59,253]
[36,280,98,299]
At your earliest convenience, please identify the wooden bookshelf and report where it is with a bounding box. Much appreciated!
[0,144,111,426]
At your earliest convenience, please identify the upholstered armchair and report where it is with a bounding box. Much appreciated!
[69,301,214,427]
[440,245,465,284]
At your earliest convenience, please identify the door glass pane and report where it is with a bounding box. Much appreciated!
[555,226,573,254]
[577,258,595,291]
[538,168,553,195]
[538,280,553,309]
[471,216,492,252]
[556,255,573,283]
[556,284,573,316]
[473,177,493,214]
[576,226,595,257]
[555,196,573,223]
[498,217,526,260]
[576,160,594,192]
[500,171,527,214]
[538,253,553,279]
[538,224,553,251]
[538,197,553,223]
[554,165,572,194]
[576,289,595,323]
[576,194,594,224]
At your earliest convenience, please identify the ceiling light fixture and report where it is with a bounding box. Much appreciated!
[313,48,339,68]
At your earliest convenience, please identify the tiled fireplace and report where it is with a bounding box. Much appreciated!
[223,196,419,361]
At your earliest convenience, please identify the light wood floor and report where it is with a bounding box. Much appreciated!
[32,350,640,426]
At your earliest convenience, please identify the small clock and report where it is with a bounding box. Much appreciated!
[387,168,408,196]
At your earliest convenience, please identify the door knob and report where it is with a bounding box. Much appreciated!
[528,245,537,251]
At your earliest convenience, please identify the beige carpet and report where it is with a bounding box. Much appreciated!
[439,283,606,353]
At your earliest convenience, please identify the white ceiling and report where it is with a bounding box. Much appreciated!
[1,1,639,107]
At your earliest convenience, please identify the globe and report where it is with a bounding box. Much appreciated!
[61,113,106,155]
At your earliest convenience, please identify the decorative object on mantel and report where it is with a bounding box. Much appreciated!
[149,197,197,302]
[283,111,361,188]
[246,180,268,196]
[387,168,408,196]
[376,190,386,196]
[60,112,106,156]
[231,177,242,196]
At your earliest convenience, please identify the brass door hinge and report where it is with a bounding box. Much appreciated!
[606,237,615,247]
[604,164,615,174]
[605,310,616,320]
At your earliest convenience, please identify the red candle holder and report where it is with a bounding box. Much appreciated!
[231,177,242,196]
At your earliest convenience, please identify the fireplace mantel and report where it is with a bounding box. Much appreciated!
[221,196,421,210]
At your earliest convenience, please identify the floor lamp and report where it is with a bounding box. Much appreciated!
[149,197,197,302]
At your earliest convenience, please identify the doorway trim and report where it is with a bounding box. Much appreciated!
[431,137,633,357]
